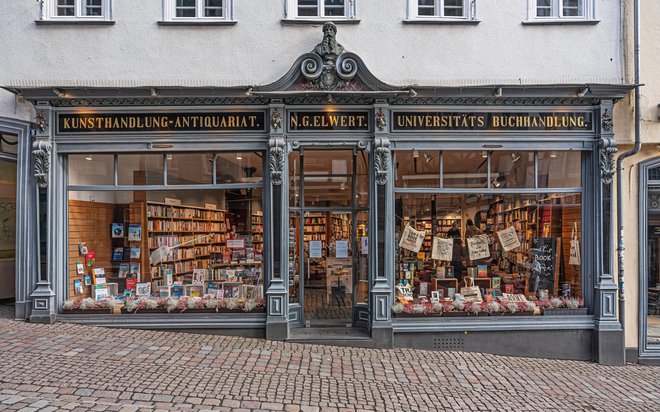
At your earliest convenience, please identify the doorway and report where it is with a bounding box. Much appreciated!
[0,133,17,302]
[288,147,369,327]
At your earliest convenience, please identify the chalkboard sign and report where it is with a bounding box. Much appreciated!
[529,238,560,296]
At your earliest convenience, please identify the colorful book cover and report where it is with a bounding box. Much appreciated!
[504,283,514,294]
[93,268,106,285]
[164,270,173,287]
[136,282,151,297]
[74,279,83,295]
[435,266,446,279]
[492,277,501,290]
[118,263,129,278]
[76,261,85,275]
[129,263,140,276]
[122,247,131,261]
[172,284,184,297]
[446,266,454,278]
[207,282,220,295]
[83,274,92,286]
[111,223,125,238]
[130,246,141,259]
[78,242,88,255]
[112,247,123,261]
[192,269,206,285]
[128,224,141,241]
[159,286,171,298]
[477,265,488,278]
[85,251,95,267]
[125,277,138,291]
[94,285,109,300]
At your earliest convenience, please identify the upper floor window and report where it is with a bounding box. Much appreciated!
[285,0,357,21]
[41,0,112,21]
[526,0,596,23]
[163,0,235,22]
[406,0,477,23]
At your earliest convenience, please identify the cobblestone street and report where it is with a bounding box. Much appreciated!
[0,305,658,412]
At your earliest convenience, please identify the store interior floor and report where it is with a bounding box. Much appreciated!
[304,288,352,324]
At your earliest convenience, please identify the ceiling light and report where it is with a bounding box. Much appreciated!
[482,150,488,158]
[85,156,92,161]
[340,182,346,190]
[576,87,589,97]
[550,151,557,158]
[413,150,419,158]
[166,154,173,160]
[236,153,242,160]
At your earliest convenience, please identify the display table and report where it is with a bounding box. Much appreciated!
[326,257,352,305]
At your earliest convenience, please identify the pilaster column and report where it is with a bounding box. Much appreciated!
[265,102,289,340]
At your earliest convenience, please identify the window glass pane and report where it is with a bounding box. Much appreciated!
[356,211,369,304]
[646,173,660,346]
[57,0,75,16]
[537,151,581,188]
[443,151,488,188]
[0,134,18,155]
[166,153,213,185]
[66,189,265,311]
[324,0,345,17]
[395,150,440,188]
[0,159,17,264]
[289,212,300,303]
[117,155,164,186]
[537,0,553,17]
[176,0,197,17]
[562,0,583,17]
[490,152,535,189]
[204,0,223,17]
[215,152,263,184]
[68,154,114,186]
[394,192,583,318]
[304,176,353,207]
[289,151,301,207]
[84,0,103,16]
[444,0,464,17]
[418,0,436,16]
[298,0,319,17]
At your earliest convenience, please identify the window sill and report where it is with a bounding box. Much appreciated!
[281,19,360,26]
[157,20,238,26]
[35,19,115,25]
[522,19,600,26]
[402,19,480,25]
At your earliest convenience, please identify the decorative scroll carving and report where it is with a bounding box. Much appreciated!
[301,22,358,91]
[601,109,613,132]
[32,140,52,189]
[374,139,390,186]
[269,138,286,185]
[375,111,386,130]
[598,137,617,185]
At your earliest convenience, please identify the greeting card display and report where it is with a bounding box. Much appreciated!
[78,242,88,255]
[128,224,142,241]
[93,268,106,285]
[399,225,425,253]
[85,251,95,267]
[76,261,85,275]
[111,223,125,238]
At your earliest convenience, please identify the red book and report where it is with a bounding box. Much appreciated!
[126,277,138,291]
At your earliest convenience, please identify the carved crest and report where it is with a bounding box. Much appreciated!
[301,22,358,91]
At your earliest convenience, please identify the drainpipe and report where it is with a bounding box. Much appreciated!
[616,0,641,337]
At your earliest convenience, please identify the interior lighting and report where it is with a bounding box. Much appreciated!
[236,153,243,160]
[413,149,419,158]
[550,151,558,158]
[85,156,92,161]
[482,150,488,158]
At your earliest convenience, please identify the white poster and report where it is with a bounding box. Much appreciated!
[431,237,453,261]
[467,235,490,260]
[497,226,521,252]
[361,237,368,255]
[336,240,349,258]
[398,225,425,253]
[309,240,323,258]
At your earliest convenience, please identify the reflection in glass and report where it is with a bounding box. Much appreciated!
[117,154,164,186]
[289,212,300,304]
[443,151,488,188]
[646,173,660,346]
[395,150,440,188]
[69,154,115,186]
[538,151,581,188]
[490,152,534,188]
[215,152,263,184]
[167,153,213,185]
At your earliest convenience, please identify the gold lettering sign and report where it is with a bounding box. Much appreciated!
[392,112,593,131]
[57,112,265,133]
[288,111,369,131]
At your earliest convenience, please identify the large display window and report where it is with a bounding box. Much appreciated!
[393,150,585,317]
[63,152,266,314]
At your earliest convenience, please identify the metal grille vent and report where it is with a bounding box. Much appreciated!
[433,337,464,350]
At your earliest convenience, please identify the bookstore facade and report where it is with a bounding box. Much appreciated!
[11,24,633,363]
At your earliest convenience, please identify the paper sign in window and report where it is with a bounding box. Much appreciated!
[431,237,453,261]
[497,226,521,252]
[467,235,490,260]
[399,225,425,253]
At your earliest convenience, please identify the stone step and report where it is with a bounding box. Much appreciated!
[286,327,374,348]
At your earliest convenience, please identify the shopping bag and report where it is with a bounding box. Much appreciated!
[569,222,581,265]
[460,277,483,303]
[399,225,425,253]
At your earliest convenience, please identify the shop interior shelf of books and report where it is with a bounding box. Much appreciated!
[67,196,264,311]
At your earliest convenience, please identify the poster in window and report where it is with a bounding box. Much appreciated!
[399,225,425,253]
[431,237,453,261]
[467,235,490,260]
[309,240,323,258]
[497,226,521,252]
[336,240,349,258]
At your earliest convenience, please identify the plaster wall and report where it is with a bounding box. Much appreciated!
[0,89,34,122]
[0,0,623,88]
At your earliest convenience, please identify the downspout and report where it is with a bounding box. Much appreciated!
[616,0,641,336]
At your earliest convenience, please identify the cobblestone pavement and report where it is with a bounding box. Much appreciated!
[0,305,659,412]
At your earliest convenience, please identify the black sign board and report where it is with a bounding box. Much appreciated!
[392,112,593,131]
[58,112,266,133]
[288,111,369,131]
[530,237,560,296]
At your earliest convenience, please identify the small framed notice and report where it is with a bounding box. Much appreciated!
[335,240,349,258]
[309,240,323,258]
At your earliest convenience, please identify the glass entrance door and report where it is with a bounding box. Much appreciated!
[288,147,369,327]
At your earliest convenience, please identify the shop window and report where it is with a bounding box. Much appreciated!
[285,0,356,20]
[537,151,581,188]
[406,0,477,22]
[525,0,596,23]
[42,0,112,21]
[443,151,488,189]
[395,150,441,188]
[394,192,583,317]
[163,0,234,22]
[117,154,164,186]
[68,154,115,186]
[167,153,213,185]
[215,152,263,184]
[490,151,535,189]
[0,134,18,155]
[644,168,660,348]
[64,189,265,314]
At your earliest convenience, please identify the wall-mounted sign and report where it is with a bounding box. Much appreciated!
[57,111,266,133]
[288,111,369,131]
[392,112,593,131]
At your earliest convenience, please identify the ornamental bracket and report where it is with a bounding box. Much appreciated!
[598,136,617,185]
[269,137,286,186]
[32,140,52,189]
[374,138,390,186]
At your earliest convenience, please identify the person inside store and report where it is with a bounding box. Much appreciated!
[450,229,467,283]
[465,218,482,238]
